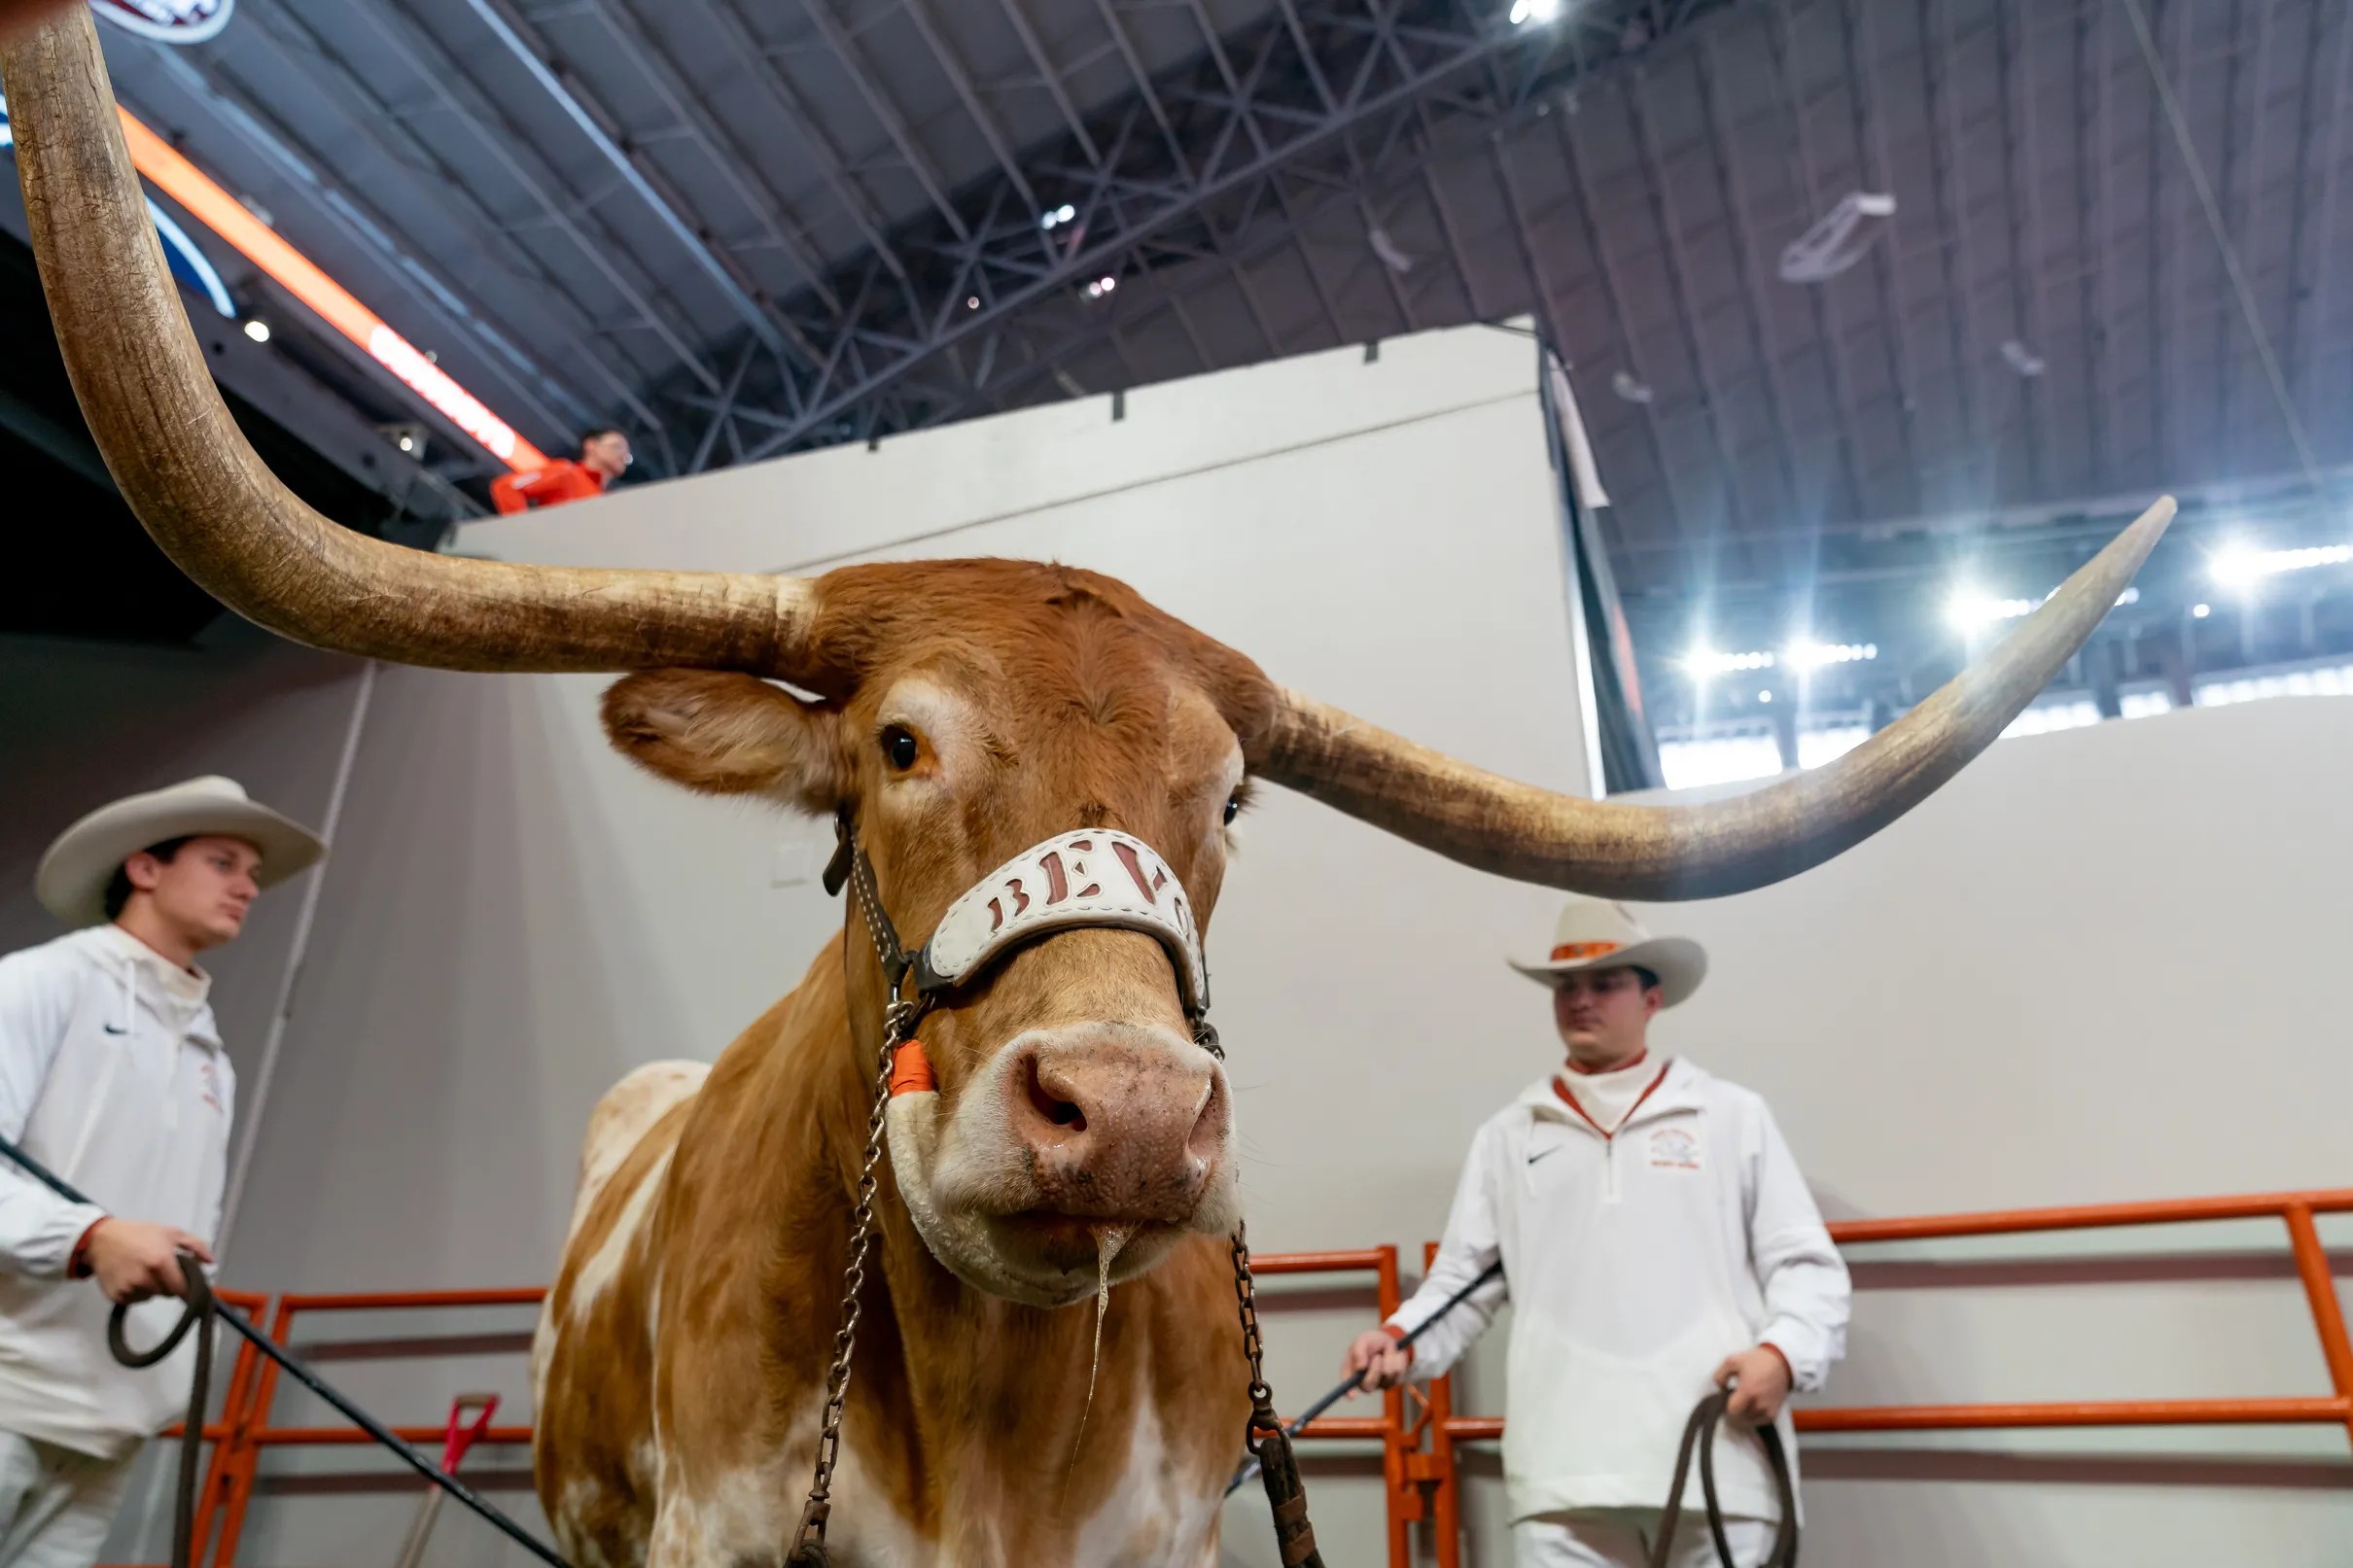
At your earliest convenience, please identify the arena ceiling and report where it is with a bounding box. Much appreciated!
[2,0,2347,711]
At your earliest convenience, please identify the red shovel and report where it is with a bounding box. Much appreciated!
[391,1394,500,1568]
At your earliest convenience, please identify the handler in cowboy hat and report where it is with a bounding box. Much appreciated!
[1342,897,1850,1568]
[0,778,323,1568]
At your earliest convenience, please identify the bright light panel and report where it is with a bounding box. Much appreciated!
[1949,585,2138,631]
[2195,663,2353,706]
[1781,641,1878,672]
[1684,648,1774,678]
[110,104,545,470]
[2210,542,2353,587]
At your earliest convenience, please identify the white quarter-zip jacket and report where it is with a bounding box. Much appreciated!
[1387,1058,1848,1524]
[0,925,233,1460]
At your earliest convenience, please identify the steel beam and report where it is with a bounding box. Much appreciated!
[1759,0,1868,522]
[137,45,594,444]
[2288,1,2352,411]
[339,0,722,393]
[898,0,1040,211]
[2210,0,2256,458]
[993,0,1104,167]
[239,0,657,431]
[1993,0,2048,496]
[569,0,841,315]
[1554,94,1702,556]
[1486,132,1571,353]
[791,0,970,240]
[1919,0,1989,502]
[457,0,794,362]
[1628,48,1781,547]
[695,0,909,282]
[1835,0,1925,507]
[706,0,1759,465]
[2075,0,2116,490]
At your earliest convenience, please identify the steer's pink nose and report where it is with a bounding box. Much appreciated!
[1004,1033,1226,1224]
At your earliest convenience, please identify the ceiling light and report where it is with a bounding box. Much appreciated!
[1684,648,1774,678]
[1508,0,1562,24]
[1949,583,2139,631]
[397,435,414,453]
[2193,603,2212,619]
[1781,641,1879,672]
[1756,689,1774,704]
[1947,591,2035,631]
[242,318,270,343]
[2211,541,2353,587]
[106,109,544,470]
[1084,275,1117,298]
[1040,203,1077,230]
[966,296,980,309]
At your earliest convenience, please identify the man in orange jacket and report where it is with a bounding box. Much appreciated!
[489,428,631,515]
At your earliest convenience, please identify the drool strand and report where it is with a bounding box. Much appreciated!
[1060,1224,1132,1508]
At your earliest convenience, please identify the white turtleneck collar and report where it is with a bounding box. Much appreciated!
[90,922,214,1010]
[1553,1051,1667,1134]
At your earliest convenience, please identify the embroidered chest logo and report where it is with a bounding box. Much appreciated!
[198,1059,226,1115]
[1646,1127,1701,1171]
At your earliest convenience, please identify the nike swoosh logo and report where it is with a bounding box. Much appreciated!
[1527,1147,1561,1166]
[102,1024,128,1035]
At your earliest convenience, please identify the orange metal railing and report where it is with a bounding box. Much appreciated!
[1418,1188,2353,1568]
[205,1288,551,1568]
[165,1257,1412,1568]
[1246,1249,1410,1568]
[113,1189,2353,1568]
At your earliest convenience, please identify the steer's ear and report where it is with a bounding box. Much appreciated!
[601,671,849,812]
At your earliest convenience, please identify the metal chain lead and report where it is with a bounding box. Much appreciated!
[1230,1223,1273,1411]
[796,821,1317,1564]
[791,819,930,1566]
[1231,1219,1323,1568]
[789,993,923,1565]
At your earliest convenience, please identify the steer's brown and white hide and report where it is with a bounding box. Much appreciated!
[533,567,1268,1568]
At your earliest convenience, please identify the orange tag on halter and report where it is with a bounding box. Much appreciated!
[889,1040,936,1098]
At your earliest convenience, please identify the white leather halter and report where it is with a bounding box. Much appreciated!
[827,819,1210,1018]
[913,828,1209,1014]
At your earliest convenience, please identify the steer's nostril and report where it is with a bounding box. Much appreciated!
[1026,1055,1088,1133]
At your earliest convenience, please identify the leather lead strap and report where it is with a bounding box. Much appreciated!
[1648,1389,1800,1568]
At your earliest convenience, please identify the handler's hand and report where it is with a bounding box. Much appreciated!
[84,1220,211,1306]
[1713,1345,1793,1425]
[1341,1328,1413,1396]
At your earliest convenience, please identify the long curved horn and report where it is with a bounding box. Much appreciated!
[1,10,813,677]
[1262,497,2175,899]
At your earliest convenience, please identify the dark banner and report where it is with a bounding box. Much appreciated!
[1540,348,1664,794]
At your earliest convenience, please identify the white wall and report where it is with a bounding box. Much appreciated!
[68,309,2353,1567]
[1434,696,2353,1568]
[1610,696,2353,1568]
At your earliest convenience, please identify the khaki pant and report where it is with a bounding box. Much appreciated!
[1515,1509,1777,1568]
[0,1433,135,1568]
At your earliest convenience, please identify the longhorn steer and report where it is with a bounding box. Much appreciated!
[0,12,2174,1565]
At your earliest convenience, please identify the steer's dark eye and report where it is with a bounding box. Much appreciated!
[881,726,921,772]
[1223,793,1243,825]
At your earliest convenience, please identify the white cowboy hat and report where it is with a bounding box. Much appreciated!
[1508,896,1707,1008]
[35,776,326,928]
